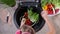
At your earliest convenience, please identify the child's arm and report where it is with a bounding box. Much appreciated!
[41,11,56,34]
[45,17,56,34]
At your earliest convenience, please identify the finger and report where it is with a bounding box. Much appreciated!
[20,18,26,27]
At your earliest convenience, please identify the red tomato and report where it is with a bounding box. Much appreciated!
[46,3,55,15]
[25,19,31,26]
[47,8,53,15]
[48,11,53,15]
[47,3,53,9]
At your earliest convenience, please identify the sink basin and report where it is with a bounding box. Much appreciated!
[14,6,45,32]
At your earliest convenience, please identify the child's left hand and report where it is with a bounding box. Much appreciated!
[20,18,26,28]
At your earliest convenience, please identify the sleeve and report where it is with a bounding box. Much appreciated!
[15,30,22,34]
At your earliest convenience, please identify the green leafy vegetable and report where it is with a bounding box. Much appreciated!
[28,8,39,23]
[41,0,60,9]
[0,0,16,7]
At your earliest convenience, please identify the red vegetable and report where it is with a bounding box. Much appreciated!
[24,12,32,26]
[25,19,31,26]
[47,8,53,14]
[47,3,52,9]
[46,3,54,15]
[55,9,59,14]
[24,12,28,17]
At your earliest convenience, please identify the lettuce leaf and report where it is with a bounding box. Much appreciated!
[28,8,39,23]
[0,0,16,7]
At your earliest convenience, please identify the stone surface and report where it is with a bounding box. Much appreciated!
[0,1,60,34]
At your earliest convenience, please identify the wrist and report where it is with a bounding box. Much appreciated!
[43,16,49,20]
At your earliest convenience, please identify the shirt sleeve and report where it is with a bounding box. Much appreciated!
[15,30,22,34]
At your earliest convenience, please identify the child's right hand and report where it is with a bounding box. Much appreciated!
[41,11,56,34]
[41,10,48,20]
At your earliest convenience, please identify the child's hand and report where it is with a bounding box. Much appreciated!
[20,18,26,28]
[0,8,12,25]
[41,11,56,34]
[41,11,48,20]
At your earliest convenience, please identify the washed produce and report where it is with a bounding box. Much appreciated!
[21,8,39,26]
[28,8,39,23]
[41,0,60,15]
[23,12,32,26]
